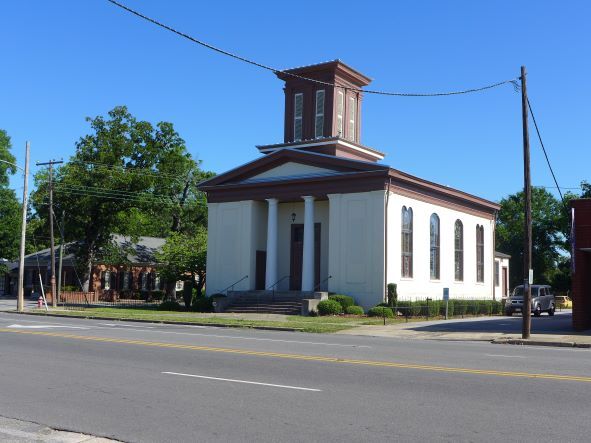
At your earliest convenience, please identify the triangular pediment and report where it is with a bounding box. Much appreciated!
[199,149,390,188]
[247,162,337,181]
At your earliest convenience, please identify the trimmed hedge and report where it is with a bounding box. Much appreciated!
[345,305,365,315]
[329,294,355,310]
[392,299,503,318]
[368,306,394,318]
[317,299,343,316]
[191,297,214,312]
[158,300,183,311]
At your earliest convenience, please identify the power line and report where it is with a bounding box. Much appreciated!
[107,0,519,97]
[64,160,191,183]
[527,97,564,204]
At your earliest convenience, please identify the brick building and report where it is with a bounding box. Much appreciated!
[571,199,591,331]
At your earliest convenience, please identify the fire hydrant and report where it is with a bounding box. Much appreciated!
[37,295,43,308]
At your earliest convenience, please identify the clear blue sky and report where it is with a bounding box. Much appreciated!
[1,0,589,202]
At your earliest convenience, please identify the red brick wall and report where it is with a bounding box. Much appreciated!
[571,199,591,331]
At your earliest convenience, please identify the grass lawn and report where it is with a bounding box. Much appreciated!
[23,307,423,333]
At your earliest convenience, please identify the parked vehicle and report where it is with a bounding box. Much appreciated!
[505,285,555,317]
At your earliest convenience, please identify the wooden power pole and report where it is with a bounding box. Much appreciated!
[520,66,532,339]
[16,142,30,312]
[37,159,63,308]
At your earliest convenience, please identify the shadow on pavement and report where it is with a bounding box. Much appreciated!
[406,312,589,335]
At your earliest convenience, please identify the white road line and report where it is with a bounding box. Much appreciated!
[0,316,370,348]
[485,354,526,358]
[162,371,322,392]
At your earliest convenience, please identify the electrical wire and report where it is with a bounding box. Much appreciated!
[527,97,564,204]
[106,0,519,97]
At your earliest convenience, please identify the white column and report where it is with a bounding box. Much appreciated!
[265,198,279,289]
[302,196,315,292]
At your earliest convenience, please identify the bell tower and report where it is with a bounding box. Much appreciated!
[276,60,372,144]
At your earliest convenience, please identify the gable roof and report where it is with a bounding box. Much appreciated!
[198,148,389,188]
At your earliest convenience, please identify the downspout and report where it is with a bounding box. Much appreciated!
[384,178,391,303]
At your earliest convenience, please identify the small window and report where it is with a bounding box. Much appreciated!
[430,214,440,280]
[175,281,184,292]
[294,93,303,141]
[348,96,356,141]
[103,271,111,290]
[336,90,344,136]
[315,90,325,138]
[494,261,500,286]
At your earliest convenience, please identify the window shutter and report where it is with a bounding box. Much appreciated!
[101,272,106,290]
[128,272,134,290]
[315,90,325,138]
[293,93,303,141]
[110,272,117,291]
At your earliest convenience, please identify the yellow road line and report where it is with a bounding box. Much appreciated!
[1,327,590,383]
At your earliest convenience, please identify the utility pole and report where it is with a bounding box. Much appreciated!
[37,159,63,308]
[57,210,65,302]
[520,66,532,339]
[16,142,30,312]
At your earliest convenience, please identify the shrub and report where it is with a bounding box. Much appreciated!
[317,299,343,316]
[368,306,394,318]
[308,309,318,317]
[158,300,183,311]
[491,300,502,315]
[345,305,365,315]
[387,283,398,307]
[150,290,165,301]
[329,294,355,310]
[454,301,468,316]
[191,297,214,312]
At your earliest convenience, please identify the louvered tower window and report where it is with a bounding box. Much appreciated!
[336,90,344,137]
[293,93,303,141]
[348,96,356,141]
[315,90,325,138]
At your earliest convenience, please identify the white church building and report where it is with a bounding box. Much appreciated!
[199,60,506,310]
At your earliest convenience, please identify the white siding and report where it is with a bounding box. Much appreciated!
[386,192,495,301]
[328,191,386,309]
[206,201,259,295]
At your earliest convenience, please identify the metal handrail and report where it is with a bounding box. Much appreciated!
[314,275,332,292]
[218,275,248,295]
[266,275,291,301]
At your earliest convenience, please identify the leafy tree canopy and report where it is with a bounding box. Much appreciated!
[0,130,21,262]
[30,106,213,290]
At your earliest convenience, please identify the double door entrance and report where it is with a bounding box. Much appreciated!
[254,223,321,291]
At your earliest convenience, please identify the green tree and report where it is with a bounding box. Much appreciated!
[31,106,211,291]
[0,130,21,263]
[496,187,565,289]
[156,228,207,308]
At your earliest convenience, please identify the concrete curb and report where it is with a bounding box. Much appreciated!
[492,338,591,348]
[4,311,306,333]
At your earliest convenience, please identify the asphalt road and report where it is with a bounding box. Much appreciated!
[0,312,590,442]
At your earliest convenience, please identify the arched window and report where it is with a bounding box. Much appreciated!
[401,206,413,277]
[476,225,485,282]
[454,220,464,281]
[430,214,440,280]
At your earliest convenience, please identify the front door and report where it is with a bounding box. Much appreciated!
[290,224,321,290]
[502,267,508,297]
[255,250,266,290]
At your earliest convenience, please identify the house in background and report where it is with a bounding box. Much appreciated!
[494,251,511,299]
[2,235,180,300]
[199,60,509,310]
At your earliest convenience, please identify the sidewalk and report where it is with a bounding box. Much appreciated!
[336,311,591,348]
[0,416,118,442]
